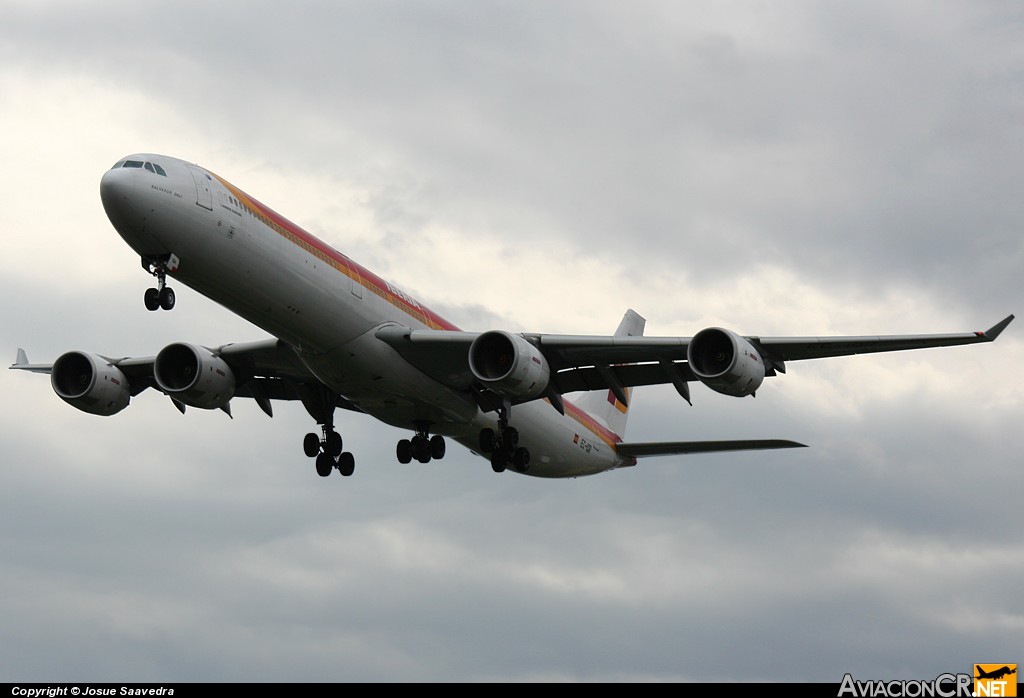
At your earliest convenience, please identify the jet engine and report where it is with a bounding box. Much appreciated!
[51,351,132,416]
[687,328,765,397]
[154,343,236,409]
[469,331,551,401]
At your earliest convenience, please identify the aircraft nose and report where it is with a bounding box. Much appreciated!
[99,166,135,212]
[99,162,169,255]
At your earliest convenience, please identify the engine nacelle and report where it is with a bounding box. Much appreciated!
[154,343,236,409]
[51,351,132,416]
[687,328,766,397]
[468,331,551,401]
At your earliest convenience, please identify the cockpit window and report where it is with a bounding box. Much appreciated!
[118,159,167,176]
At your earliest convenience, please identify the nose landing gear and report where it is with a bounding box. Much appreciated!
[142,254,178,311]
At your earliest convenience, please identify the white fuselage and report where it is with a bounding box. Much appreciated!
[99,154,629,477]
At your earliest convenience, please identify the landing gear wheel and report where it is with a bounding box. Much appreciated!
[513,446,530,473]
[502,427,519,448]
[325,430,343,457]
[429,435,446,460]
[315,453,334,477]
[303,433,321,458]
[479,428,495,453]
[396,439,412,464]
[144,288,160,311]
[337,452,355,477]
[490,450,507,473]
[412,436,431,463]
[158,286,175,311]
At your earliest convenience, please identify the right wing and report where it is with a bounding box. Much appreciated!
[10,339,359,418]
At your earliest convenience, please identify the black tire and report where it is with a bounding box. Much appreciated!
[144,288,160,311]
[502,427,519,447]
[337,452,355,477]
[490,450,506,473]
[430,434,446,460]
[513,446,530,473]
[410,435,430,463]
[303,432,320,458]
[315,453,333,477]
[159,286,176,310]
[326,430,343,457]
[479,428,495,453]
[396,439,412,464]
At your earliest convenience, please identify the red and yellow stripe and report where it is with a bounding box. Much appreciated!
[210,171,460,332]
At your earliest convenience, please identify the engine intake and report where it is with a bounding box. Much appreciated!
[469,331,550,401]
[154,343,236,409]
[51,351,131,416]
[687,328,765,397]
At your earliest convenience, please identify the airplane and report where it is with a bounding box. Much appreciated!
[975,666,1017,681]
[9,153,1015,479]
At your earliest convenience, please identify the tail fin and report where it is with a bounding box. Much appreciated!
[572,309,645,440]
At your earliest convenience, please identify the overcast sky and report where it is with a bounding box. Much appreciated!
[1,0,1022,682]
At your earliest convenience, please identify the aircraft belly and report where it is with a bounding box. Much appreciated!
[506,401,620,478]
[428,400,618,478]
[298,330,617,477]
[298,331,481,431]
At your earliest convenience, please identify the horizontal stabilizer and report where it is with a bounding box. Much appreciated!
[617,439,807,457]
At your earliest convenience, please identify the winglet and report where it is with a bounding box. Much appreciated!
[981,314,1014,341]
[10,348,53,374]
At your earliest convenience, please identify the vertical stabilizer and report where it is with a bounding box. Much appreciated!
[571,309,645,440]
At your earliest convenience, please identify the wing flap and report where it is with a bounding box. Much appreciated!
[552,362,697,394]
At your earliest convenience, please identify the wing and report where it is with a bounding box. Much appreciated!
[10,339,360,418]
[376,314,1014,405]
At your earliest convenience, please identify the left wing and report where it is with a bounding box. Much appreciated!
[376,314,1014,407]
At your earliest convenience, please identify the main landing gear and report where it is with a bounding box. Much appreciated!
[304,426,356,477]
[142,255,176,311]
[298,385,355,478]
[396,424,446,464]
[478,402,529,474]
